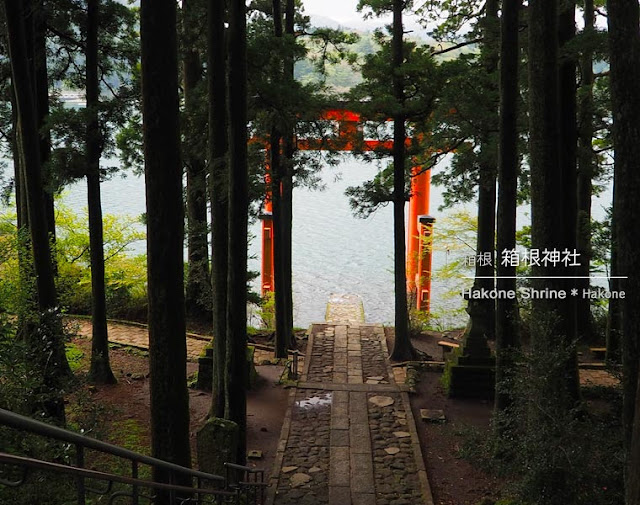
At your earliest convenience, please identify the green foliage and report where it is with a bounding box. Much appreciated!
[459,337,624,505]
[65,342,85,373]
[257,291,276,329]
[55,204,147,319]
[346,27,443,216]
[0,202,147,320]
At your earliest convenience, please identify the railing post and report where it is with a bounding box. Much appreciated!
[168,469,176,504]
[76,444,86,505]
[131,461,139,505]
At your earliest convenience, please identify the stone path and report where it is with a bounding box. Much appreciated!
[68,318,275,364]
[267,296,433,505]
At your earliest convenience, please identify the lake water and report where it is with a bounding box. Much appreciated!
[58,154,465,328]
[3,153,613,329]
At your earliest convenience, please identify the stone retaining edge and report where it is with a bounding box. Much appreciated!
[266,388,297,505]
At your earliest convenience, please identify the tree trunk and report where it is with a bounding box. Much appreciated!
[282,0,295,349]
[465,0,498,359]
[140,0,191,494]
[628,366,640,503]
[271,129,288,358]
[226,0,249,465]
[528,0,578,401]
[86,0,116,385]
[575,0,594,346]
[607,189,622,361]
[23,0,55,241]
[183,0,211,322]
[271,0,291,359]
[389,0,416,362]
[607,2,640,500]
[208,0,229,418]
[5,0,70,422]
[558,0,580,401]
[495,0,521,414]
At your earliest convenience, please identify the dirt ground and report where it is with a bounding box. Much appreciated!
[407,330,501,505]
[69,335,290,477]
[69,326,618,505]
[70,329,501,504]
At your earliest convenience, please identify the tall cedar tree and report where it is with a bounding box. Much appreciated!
[576,0,595,346]
[4,0,70,422]
[605,0,622,363]
[209,0,229,419]
[494,0,521,414]
[464,0,498,358]
[183,0,211,322]
[389,0,416,361]
[226,0,249,464]
[86,0,116,385]
[272,0,296,358]
[558,1,578,374]
[271,0,288,358]
[607,1,640,500]
[31,2,56,245]
[140,0,192,492]
[528,0,579,401]
[282,0,295,350]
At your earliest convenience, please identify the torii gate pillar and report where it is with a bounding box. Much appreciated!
[407,167,433,312]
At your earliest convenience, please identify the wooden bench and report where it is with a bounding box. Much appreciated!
[438,340,460,360]
[589,347,607,361]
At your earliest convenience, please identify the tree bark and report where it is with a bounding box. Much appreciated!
[140,0,191,494]
[271,128,288,358]
[226,0,249,464]
[271,0,291,359]
[86,0,116,385]
[183,0,211,322]
[495,0,521,414]
[575,0,594,346]
[465,0,498,359]
[389,0,416,361]
[607,2,640,500]
[558,0,580,401]
[282,0,295,348]
[5,0,70,422]
[208,0,229,420]
[33,1,56,245]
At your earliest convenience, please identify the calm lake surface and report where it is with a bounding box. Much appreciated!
[3,153,612,329]
[43,154,466,327]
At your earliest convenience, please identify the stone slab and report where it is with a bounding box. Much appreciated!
[350,453,374,494]
[329,486,351,505]
[329,447,350,487]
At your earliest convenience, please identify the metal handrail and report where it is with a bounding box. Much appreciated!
[0,408,265,504]
[0,453,238,499]
[0,408,225,485]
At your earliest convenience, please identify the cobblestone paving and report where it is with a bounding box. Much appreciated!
[368,393,423,505]
[361,326,391,384]
[275,389,332,505]
[306,326,335,383]
[269,296,433,505]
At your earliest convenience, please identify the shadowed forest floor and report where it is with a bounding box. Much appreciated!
[66,322,619,505]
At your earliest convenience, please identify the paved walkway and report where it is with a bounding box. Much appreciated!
[267,296,433,505]
[68,318,275,364]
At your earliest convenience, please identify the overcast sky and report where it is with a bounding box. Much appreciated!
[301,0,427,35]
[302,0,368,24]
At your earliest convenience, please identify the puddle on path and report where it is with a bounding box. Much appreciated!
[295,392,333,409]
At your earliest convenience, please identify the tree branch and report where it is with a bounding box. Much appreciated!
[430,38,482,56]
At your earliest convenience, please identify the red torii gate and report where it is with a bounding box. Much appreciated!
[260,108,434,312]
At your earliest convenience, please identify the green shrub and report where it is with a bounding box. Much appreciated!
[459,335,624,505]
